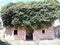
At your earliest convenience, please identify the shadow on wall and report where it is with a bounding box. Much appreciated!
[0,40,11,45]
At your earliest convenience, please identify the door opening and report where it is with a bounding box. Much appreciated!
[26,30,33,40]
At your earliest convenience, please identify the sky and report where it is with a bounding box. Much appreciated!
[0,0,44,6]
[0,0,60,6]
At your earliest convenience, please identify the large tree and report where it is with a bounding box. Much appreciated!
[1,0,60,29]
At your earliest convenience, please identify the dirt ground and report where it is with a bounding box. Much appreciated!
[1,39,60,45]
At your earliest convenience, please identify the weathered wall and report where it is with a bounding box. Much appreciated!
[33,27,55,40]
[54,26,60,37]
[5,27,55,40]
[5,27,14,40]
[14,29,26,40]
[5,27,26,40]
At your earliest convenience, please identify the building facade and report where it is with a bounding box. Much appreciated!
[5,26,56,40]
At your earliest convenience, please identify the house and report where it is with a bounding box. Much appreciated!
[4,19,60,40]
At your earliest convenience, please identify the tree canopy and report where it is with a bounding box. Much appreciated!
[1,0,60,29]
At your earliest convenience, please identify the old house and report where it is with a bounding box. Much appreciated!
[5,26,55,40]
[4,19,60,40]
[1,1,60,40]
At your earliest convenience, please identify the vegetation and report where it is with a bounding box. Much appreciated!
[1,0,60,29]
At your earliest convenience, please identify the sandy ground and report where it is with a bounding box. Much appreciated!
[1,39,60,45]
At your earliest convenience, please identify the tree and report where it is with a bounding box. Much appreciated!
[1,1,60,30]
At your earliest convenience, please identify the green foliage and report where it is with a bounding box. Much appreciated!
[1,1,60,29]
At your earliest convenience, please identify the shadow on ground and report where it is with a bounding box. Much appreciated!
[0,40,11,45]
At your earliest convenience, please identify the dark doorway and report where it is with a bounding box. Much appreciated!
[14,30,17,35]
[26,30,33,40]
